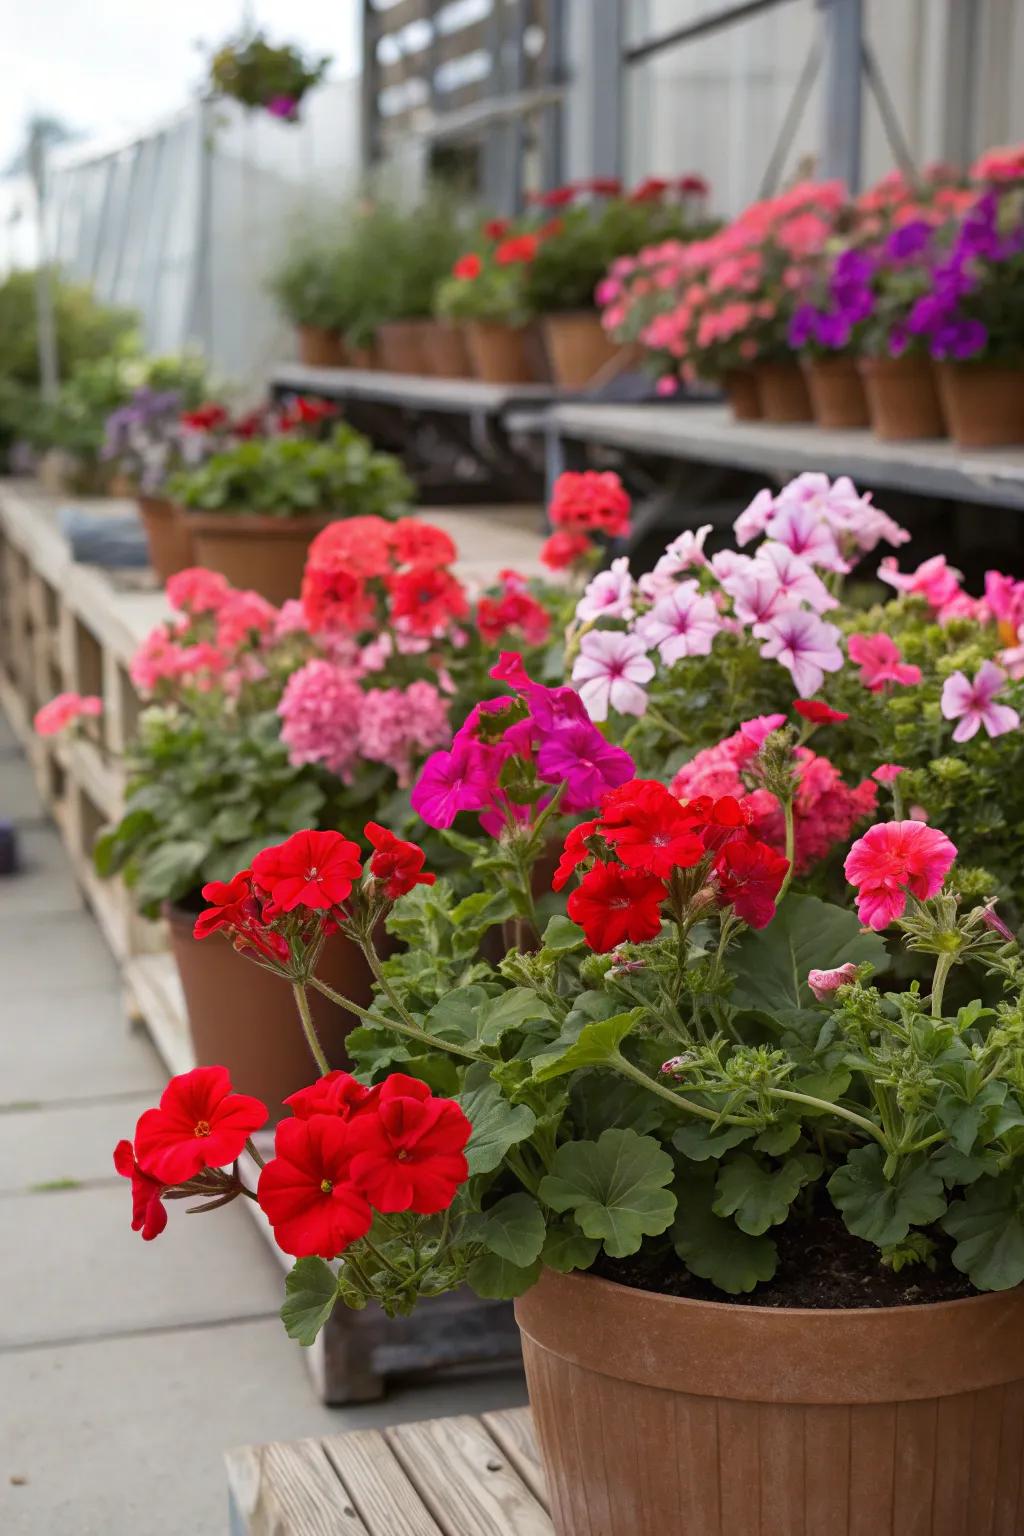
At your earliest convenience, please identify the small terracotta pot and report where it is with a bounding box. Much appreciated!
[464,320,539,384]
[183,509,334,605]
[541,311,622,389]
[165,903,373,1111]
[517,1267,1024,1536]
[296,325,346,368]
[803,354,871,428]
[422,320,473,379]
[859,354,946,440]
[348,341,378,371]
[376,319,434,375]
[754,361,814,422]
[723,369,762,421]
[935,362,1024,448]
[137,495,194,583]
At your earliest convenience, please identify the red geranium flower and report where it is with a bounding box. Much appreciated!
[483,218,510,241]
[193,871,255,941]
[453,253,482,280]
[251,829,363,912]
[347,1075,471,1215]
[180,403,228,432]
[677,174,710,195]
[528,185,577,208]
[365,821,436,899]
[552,817,600,892]
[392,518,457,569]
[586,177,623,197]
[476,575,551,647]
[714,838,789,929]
[389,565,469,636]
[599,780,705,878]
[540,530,592,571]
[495,233,539,266]
[549,470,630,538]
[257,1116,373,1259]
[305,516,396,580]
[629,177,669,203]
[682,793,754,852]
[794,699,849,724]
[566,862,667,952]
[133,1066,268,1185]
[284,1071,380,1121]
[301,565,374,634]
[280,396,336,430]
[113,1140,168,1241]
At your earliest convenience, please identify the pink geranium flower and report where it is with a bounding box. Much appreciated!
[753,608,844,697]
[872,763,905,783]
[940,661,1020,743]
[634,581,721,665]
[575,557,635,623]
[739,713,787,750]
[571,630,654,721]
[34,692,102,736]
[847,633,922,691]
[877,554,963,613]
[166,567,231,615]
[808,962,859,1002]
[844,820,957,930]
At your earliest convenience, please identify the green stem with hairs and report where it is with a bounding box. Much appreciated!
[292,981,330,1077]
[770,1088,888,1147]
[774,794,797,908]
[611,1053,757,1126]
[930,951,956,1020]
[309,976,485,1063]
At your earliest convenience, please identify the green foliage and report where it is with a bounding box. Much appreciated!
[730,895,888,1013]
[0,270,136,390]
[539,1129,677,1258]
[672,1169,779,1293]
[210,32,329,113]
[942,1175,1024,1290]
[281,1258,339,1346]
[167,422,412,517]
[827,1145,947,1246]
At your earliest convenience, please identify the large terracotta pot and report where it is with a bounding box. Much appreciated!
[464,320,538,384]
[859,354,946,440]
[183,510,334,605]
[754,361,814,422]
[348,341,378,370]
[935,362,1024,448]
[541,311,622,390]
[137,495,194,583]
[296,325,346,368]
[516,1267,1024,1536]
[723,369,762,421]
[376,319,433,375]
[165,903,373,1111]
[423,320,474,379]
[803,354,870,428]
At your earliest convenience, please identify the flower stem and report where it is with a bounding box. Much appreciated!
[611,1054,755,1126]
[774,794,796,908]
[292,981,330,1077]
[770,1088,888,1147]
[244,1137,266,1170]
[309,976,485,1062]
[930,951,955,1019]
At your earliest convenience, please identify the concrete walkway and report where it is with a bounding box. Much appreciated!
[0,710,525,1536]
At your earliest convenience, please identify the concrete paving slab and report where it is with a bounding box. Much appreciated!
[0,1186,284,1347]
[0,825,82,917]
[0,1094,154,1191]
[1,986,163,1105]
[3,911,119,993]
[0,753,45,825]
[0,1318,527,1536]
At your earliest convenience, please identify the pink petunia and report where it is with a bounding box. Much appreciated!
[739,713,787,750]
[575,557,635,623]
[753,608,844,697]
[872,763,905,784]
[847,633,922,692]
[571,630,654,721]
[808,962,859,1002]
[634,580,721,665]
[763,500,849,574]
[844,820,957,930]
[755,541,837,614]
[940,661,1020,743]
[877,554,963,613]
[734,488,777,546]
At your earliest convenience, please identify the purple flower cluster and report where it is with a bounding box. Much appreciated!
[906,189,1024,361]
[789,249,876,353]
[411,652,634,834]
[102,388,184,492]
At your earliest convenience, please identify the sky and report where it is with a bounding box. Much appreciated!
[0,0,360,168]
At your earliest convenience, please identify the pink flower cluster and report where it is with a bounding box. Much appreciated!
[131,568,277,697]
[34,691,102,737]
[669,715,877,874]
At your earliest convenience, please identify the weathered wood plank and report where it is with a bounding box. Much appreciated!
[226,1439,368,1536]
[482,1408,548,1508]
[324,1429,444,1536]
[387,1415,553,1536]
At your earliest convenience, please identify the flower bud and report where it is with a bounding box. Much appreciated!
[807,962,858,1003]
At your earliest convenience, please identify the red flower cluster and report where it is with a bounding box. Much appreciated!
[301,515,468,639]
[279,395,337,431]
[549,470,631,540]
[558,778,790,950]
[495,233,539,266]
[114,1066,268,1240]
[477,570,551,648]
[452,253,482,280]
[180,403,229,433]
[257,1071,472,1258]
[540,529,593,572]
[365,821,435,899]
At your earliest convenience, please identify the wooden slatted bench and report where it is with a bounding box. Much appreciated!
[226,1407,553,1535]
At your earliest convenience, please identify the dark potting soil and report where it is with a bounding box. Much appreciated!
[592,1204,980,1310]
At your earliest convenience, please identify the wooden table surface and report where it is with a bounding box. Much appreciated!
[226,1407,552,1535]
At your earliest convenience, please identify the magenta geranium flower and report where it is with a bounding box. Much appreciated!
[571,630,654,721]
[940,661,1020,743]
[877,554,963,613]
[844,820,957,930]
[536,722,634,812]
[410,741,496,828]
[752,608,844,697]
[847,633,922,692]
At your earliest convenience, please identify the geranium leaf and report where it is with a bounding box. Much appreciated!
[479,989,553,1045]
[538,1128,677,1257]
[466,1194,546,1267]
[531,1011,642,1083]
[730,894,887,1012]
[541,915,585,953]
[828,1145,947,1246]
[540,1218,601,1273]
[672,1176,777,1294]
[713,1152,821,1236]
[753,1119,803,1155]
[424,986,492,1044]
[459,1072,537,1176]
[280,1257,338,1347]
[467,1252,542,1299]
[942,1175,1024,1290]
[672,1121,754,1162]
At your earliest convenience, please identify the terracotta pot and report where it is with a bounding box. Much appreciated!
[376,319,434,375]
[423,320,473,379]
[165,903,373,1111]
[754,361,813,422]
[348,341,378,370]
[935,362,1024,448]
[541,311,622,389]
[723,369,762,421]
[464,320,539,384]
[137,495,194,583]
[517,1267,1024,1536]
[296,325,346,368]
[859,354,946,440]
[803,354,871,429]
[184,510,334,605]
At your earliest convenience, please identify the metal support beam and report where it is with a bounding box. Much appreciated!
[585,0,623,181]
[818,0,863,190]
[941,0,980,166]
